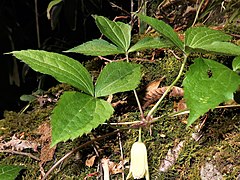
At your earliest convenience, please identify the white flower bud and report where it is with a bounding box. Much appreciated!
[127,142,149,180]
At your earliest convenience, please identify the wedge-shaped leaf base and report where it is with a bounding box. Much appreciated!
[10,50,94,96]
[0,165,24,180]
[51,92,114,146]
[95,62,142,97]
[65,39,124,56]
[183,58,240,126]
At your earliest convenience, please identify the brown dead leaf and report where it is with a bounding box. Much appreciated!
[0,134,39,152]
[37,122,56,165]
[159,141,185,172]
[143,86,184,109]
[146,76,165,92]
[109,159,128,175]
[173,99,187,112]
[85,155,96,167]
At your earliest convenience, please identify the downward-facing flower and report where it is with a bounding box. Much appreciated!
[126,141,149,180]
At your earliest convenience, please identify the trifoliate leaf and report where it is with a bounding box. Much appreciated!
[95,62,141,97]
[65,39,124,56]
[94,15,131,52]
[233,56,240,71]
[128,37,173,53]
[138,14,184,51]
[9,50,94,96]
[183,58,240,126]
[51,92,114,146]
[0,165,24,180]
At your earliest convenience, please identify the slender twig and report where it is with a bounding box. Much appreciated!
[118,132,125,180]
[0,150,40,161]
[151,104,240,124]
[103,121,141,126]
[192,0,205,26]
[146,54,188,120]
[42,130,122,180]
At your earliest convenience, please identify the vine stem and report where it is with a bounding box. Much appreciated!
[146,54,188,120]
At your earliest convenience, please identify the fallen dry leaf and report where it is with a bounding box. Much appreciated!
[37,122,56,165]
[143,86,184,109]
[85,155,97,167]
[159,141,185,172]
[101,157,128,179]
[173,99,187,112]
[146,76,166,92]
[0,134,39,152]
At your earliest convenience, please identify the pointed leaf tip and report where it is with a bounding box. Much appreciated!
[95,15,131,52]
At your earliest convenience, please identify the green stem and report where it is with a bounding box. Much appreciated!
[126,52,145,119]
[138,127,142,142]
[134,89,145,119]
[146,54,188,120]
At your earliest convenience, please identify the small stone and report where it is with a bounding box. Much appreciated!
[200,162,223,180]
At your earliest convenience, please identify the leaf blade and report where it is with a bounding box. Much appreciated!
[95,62,142,97]
[185,27,232,49]
[128,37,173,53]
[65,39,125,56]
[183,58,240,126]
[10,50,94,96]
[95,15,131,51]
[51,92,114,146]
[0,165,24,180]
[187,41,240,56]
[138,14,184,51]
[233,56,240,71]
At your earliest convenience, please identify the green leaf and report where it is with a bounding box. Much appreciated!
[183,58,240,126]
[10,50,94,96]
[47,0,63,19]
[95,62,141,97]
[0,165,24,180]
[185,27,240,55]
[185,27,232,53]
[138,14,184,51]
[94,15,131,52]
[232,56,240,71]
[65,39,124,56]
[128,37,173,53]
[20,95,36,102]
[193,42,240,56]
[51,92,114,146]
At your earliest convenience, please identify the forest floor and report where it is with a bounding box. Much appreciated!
[0,1,240,179]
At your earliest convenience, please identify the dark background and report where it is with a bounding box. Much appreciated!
[0,0,133,118]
